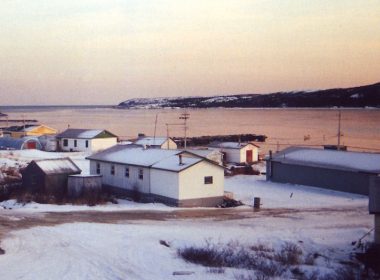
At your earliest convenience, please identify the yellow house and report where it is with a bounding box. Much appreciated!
[4,124,58,138]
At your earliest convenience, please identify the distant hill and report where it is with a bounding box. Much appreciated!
[117,82,380,109]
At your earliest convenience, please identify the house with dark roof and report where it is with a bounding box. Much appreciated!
[86,145,224,207]
[133,136,177,149]
[209,142,259,164]
[21,158,81,197]
[56,129,118,153]
[266,146,380,195]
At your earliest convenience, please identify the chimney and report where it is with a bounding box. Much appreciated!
[179,154,183,165]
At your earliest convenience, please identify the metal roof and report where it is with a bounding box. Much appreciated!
[269,146,380,174]
[33,158,81,175]
[56,129,117,139]
[87,145,222,172]
[0,137,42,150]
[134,137,171,146]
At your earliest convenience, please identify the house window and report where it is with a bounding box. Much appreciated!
[204,176,213,184]
[138,169,143,180]
[31,175,37,185]
[111,165,115,175]
[96,163,100,174]
[74,140,77,147]
[125,167,129,177]
[63,139,68,147]
[85,140,89,148]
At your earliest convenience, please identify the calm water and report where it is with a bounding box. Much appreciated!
[1,107,380,154]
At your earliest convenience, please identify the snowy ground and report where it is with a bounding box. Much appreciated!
[0,150,374,279]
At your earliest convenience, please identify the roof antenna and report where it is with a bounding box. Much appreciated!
[153,113,158,143]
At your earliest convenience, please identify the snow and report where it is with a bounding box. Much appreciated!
[77,129,103,139]
[0,150,375,279]
[134,137,168,146]
[225,174,368,208]
[88,146,180,167]
[0,149,90,174]
[88,146,207,171]
[152,155,202,171]
[0,206,373,279]
[273,147,380,173]
[0,199,171,212]
[35,158,81,174]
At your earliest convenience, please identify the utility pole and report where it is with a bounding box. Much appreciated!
[165,123,169,149]
[179,112,190,149]
[337,110,342,150]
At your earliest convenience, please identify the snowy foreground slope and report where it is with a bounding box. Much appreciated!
[0,150,374,279]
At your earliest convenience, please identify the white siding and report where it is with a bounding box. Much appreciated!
[150,170,179,199]
[220,144,259,163]
[91,138,117,152]
[160,139,178,149]
[90,161,150,193]
[240,144,259,163]
[60,138,117,153]
[178,161,224,200]
[224,149,241,163]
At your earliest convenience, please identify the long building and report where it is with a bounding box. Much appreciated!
[266,146,380,195]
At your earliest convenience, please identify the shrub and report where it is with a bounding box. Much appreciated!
[274,242,303,266]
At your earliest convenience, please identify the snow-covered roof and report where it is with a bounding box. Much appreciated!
[134,137,170,146]
[87,146,216,172]
[186,149,221,157]
[0,137,42,150]
[271,147,380,174]
[56,129,117,139]
[33,158,81,175]
[208,142,259,150]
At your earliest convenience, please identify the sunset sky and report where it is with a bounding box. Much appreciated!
[1,0,379,105]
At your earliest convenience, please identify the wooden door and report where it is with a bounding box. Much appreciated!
[246,150,253,162]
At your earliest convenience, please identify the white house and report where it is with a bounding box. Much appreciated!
[86,145,225,207]
[133,136,177,149]
[56,129,118,153]
[209,142,259,164]
[186,148,223,165]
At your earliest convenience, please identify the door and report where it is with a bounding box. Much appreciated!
[26,141,37,149]
[246,150,253,163]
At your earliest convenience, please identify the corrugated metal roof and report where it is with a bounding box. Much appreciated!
[56,129,116,139]
[34,158,81,175]
[87,145,209,172]
[270,146,380,174]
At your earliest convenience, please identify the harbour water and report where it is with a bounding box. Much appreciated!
[1,106,379,154]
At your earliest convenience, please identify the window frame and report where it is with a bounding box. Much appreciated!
[63,139,68,147]
[111,165,115,175]
[138,168,143,180]
[96,163,101,174]
[204,176,213,184]
[125,166,129,178]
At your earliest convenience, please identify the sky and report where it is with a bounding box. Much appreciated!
[1,0,379,105]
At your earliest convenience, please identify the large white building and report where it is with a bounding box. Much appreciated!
[209,142,259,164]
[86,145,225,207]
[56,129,118,153]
